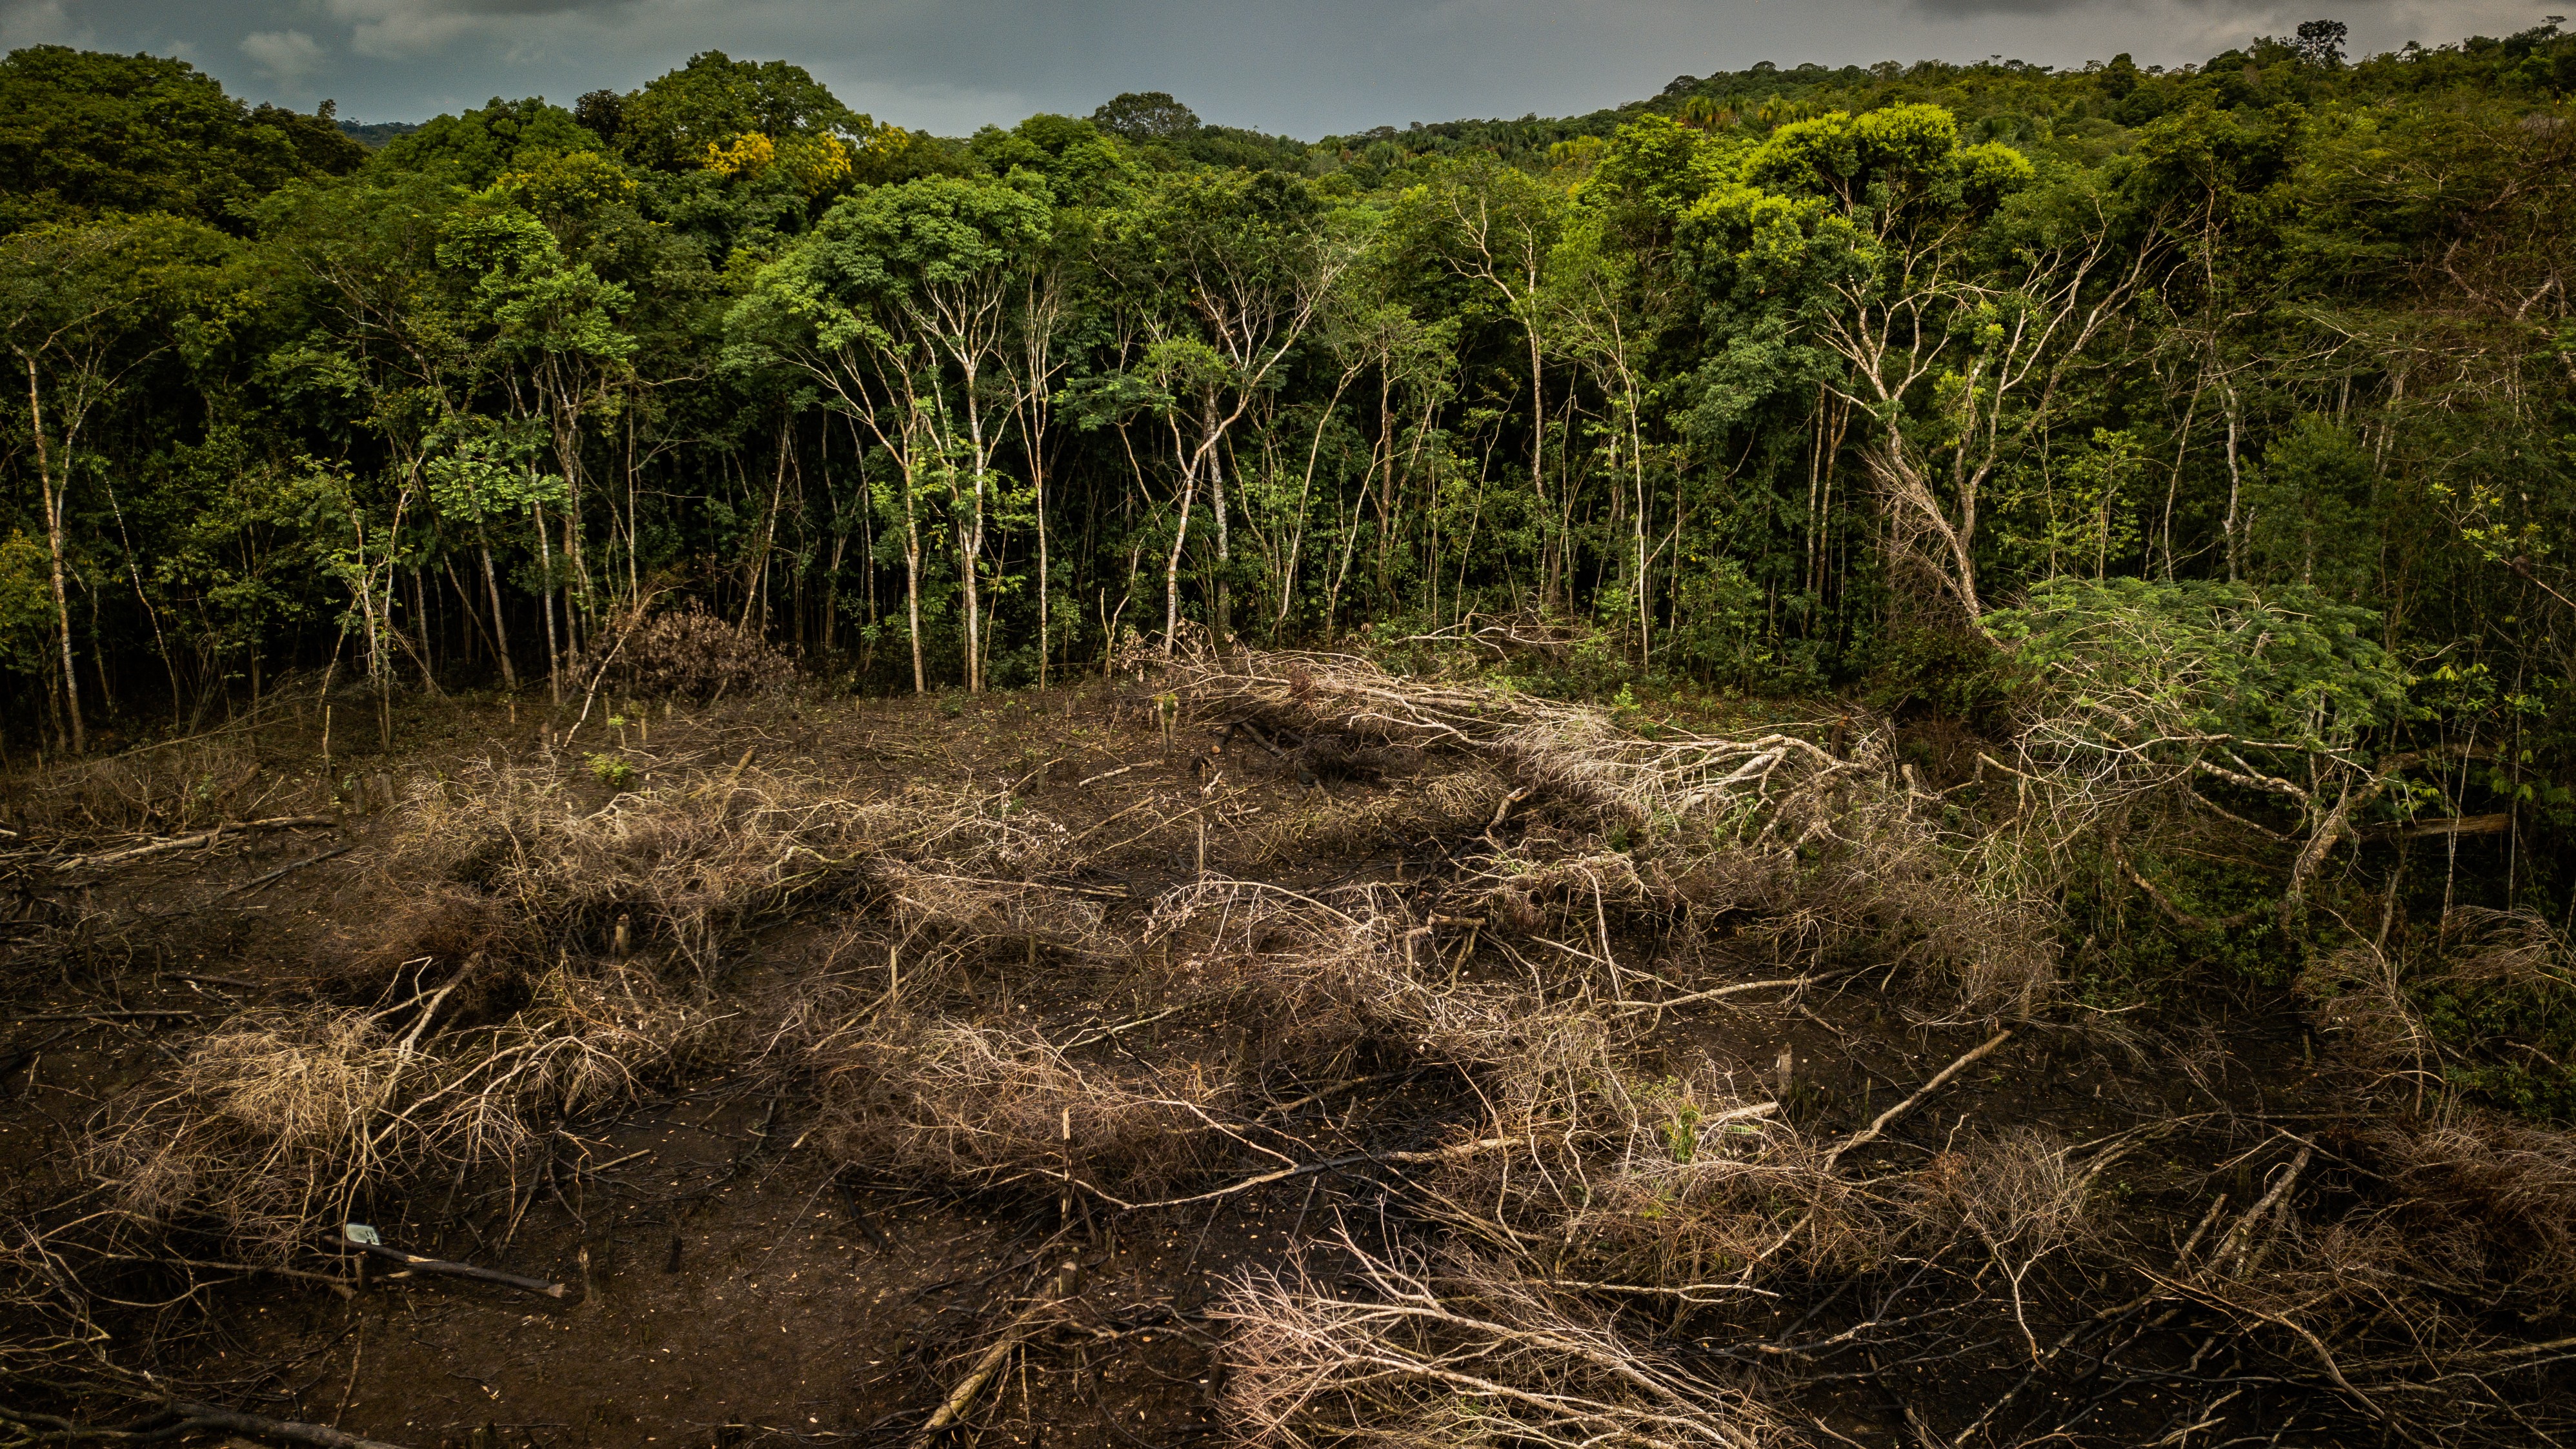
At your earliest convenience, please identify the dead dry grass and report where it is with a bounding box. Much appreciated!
[1,732,310,835]
[1167,647,2061,1022]
[13,660,2576,1447]
[87,958,719,1261]
[813,1017,1234,1201]
[1216,1234,1784,1449]
[365,761,1074,984]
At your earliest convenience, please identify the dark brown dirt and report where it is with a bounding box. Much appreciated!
[0,679,2347,1448]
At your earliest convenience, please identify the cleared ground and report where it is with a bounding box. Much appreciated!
[3,650,2568,1448]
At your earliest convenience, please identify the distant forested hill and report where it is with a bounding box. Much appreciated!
[336,117,424,148]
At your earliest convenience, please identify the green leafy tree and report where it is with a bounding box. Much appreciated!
[1100,170,1355,647]
[0,216,234,749]
[1091,92,1200,145]
[436,202,636,698]
[1989,577,2411,929]
[0,46,360,232]
[739,175,1049,691]
[617,52,869,172]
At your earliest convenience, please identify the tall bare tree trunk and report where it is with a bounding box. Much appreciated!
[2221,385,2245,584]
[901,471,925,694]
[25,358,83,751]
[479,542,518,691]
[961,385,989,693]
[1211,435,1231,640]
[1527,324,1551,611]
[532,500,561,705]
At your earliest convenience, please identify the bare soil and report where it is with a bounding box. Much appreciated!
[1,671,2544,1448]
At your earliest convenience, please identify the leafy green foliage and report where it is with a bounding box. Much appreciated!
[1989,577,2405,760]
[616,51,867,172]
[374,96,603,188]
[0,46,361,232]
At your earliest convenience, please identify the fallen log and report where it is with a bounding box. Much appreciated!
[1062,1135,1528,1213]
[226,842,357,896]
[55,815,337,873]
[1822,1028,2015,1170]
[2359,813,2513,840]
[323,1233,567,1299]
[912,1259,1082,1445]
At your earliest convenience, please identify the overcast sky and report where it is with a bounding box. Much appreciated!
[3,0,2555,136]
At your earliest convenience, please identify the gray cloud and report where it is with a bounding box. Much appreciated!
[22,0,2550,133]
[1,0,86,48]
[240,26,324,79]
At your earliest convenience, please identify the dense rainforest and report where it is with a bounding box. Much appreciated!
[3,19,2575,1113]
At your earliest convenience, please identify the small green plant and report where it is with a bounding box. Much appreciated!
[586,752,636,791]
[940,693,966,718]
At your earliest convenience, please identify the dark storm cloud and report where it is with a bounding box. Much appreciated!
[5,0,2546,134]
[1903,0,2099,18]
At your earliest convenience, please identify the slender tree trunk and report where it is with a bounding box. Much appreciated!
[411,567,431,682]
[1629,396,1649,666]
[24,358,83,751]
[1034,458,1049,686]
[1527,323,1551,610]
[533,502,562,705]
[446,558,494,672]
[1277,369,1356,634]
[2159,377,2202,581]
[479,542,518,691]
[1325,471,1364,640]
[962,384,989,693]
[823,525,845,657]
[901,470,925,694]
[2221,384,2245,584]
[1161,407,1209,655]
[561,511,583,657]
[1210,407,1231,641]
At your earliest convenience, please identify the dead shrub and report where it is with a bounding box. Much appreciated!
[2346,1112,2576,1318]
[1216,1234,1780,1449]
[322,885,525,1005]
[1163,649,2058,1020]
[89,1008,419,1256]
[874,861,1106,957]
[591,600,794,702]
[1141,878,1437,1069]
[1429,1056,1885,1286]
[90,960,714,1261]
[814,1017,1232,1201]
[2440,908,2576,992]
[434,960,721,1166]
[2295,938,2436,1084]
[5,736,293,833]
[1172,648,1845,842]
[376,762,1064,978]
[1909,1128,2100,1359]
[1247,770,1506,865]
[1696,794,2060,1019]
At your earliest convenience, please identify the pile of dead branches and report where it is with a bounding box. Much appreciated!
[86,958,719,1262]
[1156,649,2060,1021]
[372,762,1074,980]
